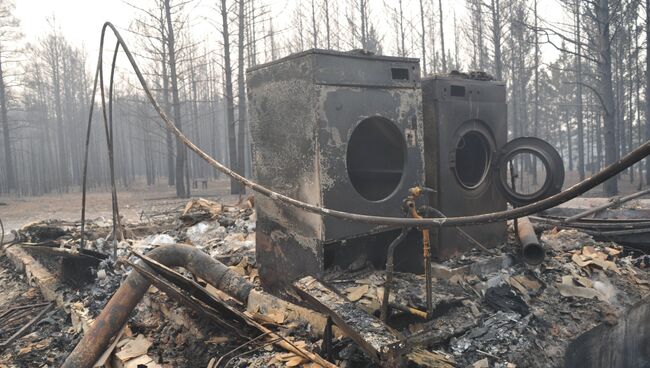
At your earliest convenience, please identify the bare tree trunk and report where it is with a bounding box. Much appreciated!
[627,44,634,183]
[236,0,247,194]
[490,0,502,80]
[597,111,603,171]
[615,53,625,163]
[567,109,573,170]
[477,1,485,70]
[164,0,188,198]
[646,0,650,186]
[189,50,201,179]
[510,42,518,140]
[575,0,585,181]
[269,20,277,60]
[51,39,68,192]
[325,0,331,48]
[635,32,643,187]
[0,51,14,192]
[453,11,459,69]
[438,0,446,71]
[161,43,175,186]
[398,0,405,56]
[222,0,242,194]
[360,0,367,48]
[533,0,540,184]
[311,0,318,48]
[597,0,618,195]
[419,0,427,75]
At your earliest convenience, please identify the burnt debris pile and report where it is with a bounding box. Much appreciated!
[0,196,649,367]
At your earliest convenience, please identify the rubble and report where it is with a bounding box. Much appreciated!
[0,196,649,367]
[0,257,80,367]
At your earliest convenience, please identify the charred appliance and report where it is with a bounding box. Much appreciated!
[422,74,564,259]
[247,49,425,290]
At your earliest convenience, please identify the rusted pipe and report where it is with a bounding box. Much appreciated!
[422,228,432,316]
[62,244,254,368]
[407,197,432,318]
[380,228,410,322]
[517,217,544,265]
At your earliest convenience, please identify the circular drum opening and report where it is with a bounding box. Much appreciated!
[506,151,549,197]
[346,117,406,201]
[454,131,491,189]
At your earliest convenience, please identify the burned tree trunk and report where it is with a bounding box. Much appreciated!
[221,0,243,194]
[310,0,318,48]
[236,0,247,194]
[164,0,188,198]
[438,0,446,71]
[646,0,650,186]
[398,0,406,57]
[419,0,427,75]
[161,41,175,187]
[47,35,69,192]
[0,50,14,192]
[490,0,502,80]
[324,0,331,49]
[596,0,618,196]
[533,0,540,184]
[575,0,585,181]
[360,0,367,48]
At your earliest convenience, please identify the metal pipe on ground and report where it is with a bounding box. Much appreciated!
[564,188,650,223]
[517,217,544,265]
[61,244,254,368]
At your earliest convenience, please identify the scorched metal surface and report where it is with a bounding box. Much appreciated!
[422,75,509,259]
[422,75,564,259]
[247,49,425,290]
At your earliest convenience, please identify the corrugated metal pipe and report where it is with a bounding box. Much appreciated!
[62,244,254,368]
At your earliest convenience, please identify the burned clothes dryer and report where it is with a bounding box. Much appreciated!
[247,49,425,290]
[422,74,564,259]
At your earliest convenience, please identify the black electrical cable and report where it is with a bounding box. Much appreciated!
[80,31,123,253]
[101,40,123,258]
[79,28,103,249]
[80,22,650,242]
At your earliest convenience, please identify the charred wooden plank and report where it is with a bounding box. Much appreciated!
[293,276,402,366]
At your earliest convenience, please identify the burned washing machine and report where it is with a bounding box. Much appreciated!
[247,49,425,290]
[422,74,564,259]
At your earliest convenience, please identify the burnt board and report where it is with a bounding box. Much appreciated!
[293,276,403,366]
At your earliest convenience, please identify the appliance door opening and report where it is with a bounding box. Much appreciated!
[346,116,406,201]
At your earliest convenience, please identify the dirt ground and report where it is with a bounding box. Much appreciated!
[2,173,649,240]
[0,179,237,233]
[563,169,646,196]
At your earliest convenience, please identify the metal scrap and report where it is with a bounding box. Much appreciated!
[0,302,53,349]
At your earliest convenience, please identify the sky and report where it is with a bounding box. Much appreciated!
[13,0,566,70]
[15,0,132,54]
